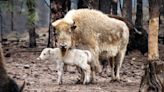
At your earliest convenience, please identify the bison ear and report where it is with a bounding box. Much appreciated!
[71,25,76,30]
[71,22,76,31]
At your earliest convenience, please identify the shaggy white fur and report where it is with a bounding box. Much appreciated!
[37,48,92,85]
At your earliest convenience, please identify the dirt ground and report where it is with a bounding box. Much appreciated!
[1,24,164,92]
[1,41,163,92]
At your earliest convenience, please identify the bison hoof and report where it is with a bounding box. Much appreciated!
[110,78,120,83]
[75,79,83,84]
[57,81,63,85]
[83,81,90,85]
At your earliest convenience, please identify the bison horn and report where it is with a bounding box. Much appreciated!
[64,18,74,26]
[134,27,142,35]
[52,19,63,27]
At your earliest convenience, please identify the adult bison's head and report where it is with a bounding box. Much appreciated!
[52,18,76,49]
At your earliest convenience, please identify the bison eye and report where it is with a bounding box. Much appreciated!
[71,25,76,30]
[54,31,59,36]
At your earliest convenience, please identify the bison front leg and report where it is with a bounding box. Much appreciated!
[110,57,116,81]
[115,49,126,81]
[89,61,97,83]
[57,62,64,85]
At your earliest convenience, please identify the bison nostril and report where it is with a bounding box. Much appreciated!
[59,43,67,48]
[60,45,67,49]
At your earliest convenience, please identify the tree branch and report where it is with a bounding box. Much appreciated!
[43,0,50,9]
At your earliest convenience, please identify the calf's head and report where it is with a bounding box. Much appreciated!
[37,48,53,61]
[52,19,76,49]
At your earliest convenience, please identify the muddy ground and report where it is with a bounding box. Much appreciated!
[1,24,164,92]
[1,41,163,92]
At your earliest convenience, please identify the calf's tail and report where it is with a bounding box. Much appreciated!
[84,50,92,63]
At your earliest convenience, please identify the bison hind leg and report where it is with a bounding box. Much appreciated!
[115,49,126,81]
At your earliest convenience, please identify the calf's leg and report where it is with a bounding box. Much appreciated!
[57,62,64,85]
[82,64,91,84]
[76,67,84,84]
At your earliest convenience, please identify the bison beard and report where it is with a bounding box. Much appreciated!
[52,9,129,81]
[0,45,25,92]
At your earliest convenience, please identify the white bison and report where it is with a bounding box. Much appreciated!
[37,48,93,84]
[52,9,129,81]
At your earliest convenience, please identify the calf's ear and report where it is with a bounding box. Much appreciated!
[48,50,51,54]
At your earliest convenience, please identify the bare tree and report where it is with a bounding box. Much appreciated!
[123,0,132,21]
[148,0,160,60]
[47,0,68,47]
[88,0,99,9]
[139,0,164,92]
[26,0,37,48]
[0,9,3,42]
[10,0,14,32]
[99,0,111,14]
[111,0,117,15]
[99,0,117,15]
[135,0,143,29]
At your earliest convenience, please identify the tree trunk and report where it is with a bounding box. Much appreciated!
[99,0,117,15]
[148,0,160,60]
[81,0,99,9]
[47,1,53,47]
[88,0,99,9]
[99,0,111,14]
[123,0,132,21]
[50,0,67,21]
[161,0,164,15]
[26,0,36,48]
[10,0,14,31]
[0,9,3,42]
[134,0,148,54]
[135,0,143,29]
[29,27,36,48]
[139,61,164,92]
[111,0,117,15]
[139,0,164,92]
[48,0,68,47]
[47,19,53,47]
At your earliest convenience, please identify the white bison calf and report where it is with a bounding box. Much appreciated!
[37,48,92,85]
